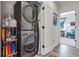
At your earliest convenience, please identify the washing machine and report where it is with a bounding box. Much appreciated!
[14,1,39,57]
[21,30,38,57]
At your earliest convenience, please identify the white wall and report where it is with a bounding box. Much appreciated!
[59,1,79,13]
[1,1,16,18]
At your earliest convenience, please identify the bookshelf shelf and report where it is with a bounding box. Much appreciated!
[5,39,17,43]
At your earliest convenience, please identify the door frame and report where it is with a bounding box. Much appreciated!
[59,11,77,47]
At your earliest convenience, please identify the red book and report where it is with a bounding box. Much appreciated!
[7,43,11,56]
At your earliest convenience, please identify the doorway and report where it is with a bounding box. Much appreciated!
[60,11,76,47]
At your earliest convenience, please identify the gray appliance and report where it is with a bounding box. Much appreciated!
[14,1,39,57]
[21,1,39,57]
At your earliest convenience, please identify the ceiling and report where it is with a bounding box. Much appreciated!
[55,1,79,4]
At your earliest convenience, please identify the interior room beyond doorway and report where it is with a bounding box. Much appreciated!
[60,11,76,47]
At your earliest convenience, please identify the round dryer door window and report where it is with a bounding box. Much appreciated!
[23,34,38,52]
[22,5,37,23]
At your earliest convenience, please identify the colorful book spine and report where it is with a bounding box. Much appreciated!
[6,44,8,57]
[7,43,11,56]
[10,43,16,53]
[2,29,5,42]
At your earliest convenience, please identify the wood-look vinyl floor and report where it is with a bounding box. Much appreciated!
[47,44,79,57]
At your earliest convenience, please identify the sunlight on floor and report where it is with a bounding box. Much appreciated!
[60,37,75,47]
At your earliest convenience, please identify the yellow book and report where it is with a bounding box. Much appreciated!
[6,45,8,57]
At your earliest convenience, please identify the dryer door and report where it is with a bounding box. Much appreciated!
[23,34,38,52]
[22,5,37,23]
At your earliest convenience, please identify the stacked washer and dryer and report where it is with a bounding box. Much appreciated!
[14,1,40,57]
[21,1,39,57]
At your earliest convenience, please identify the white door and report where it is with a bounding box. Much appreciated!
[39,5,55,55]
[75,11,79,49]
[44,6,54,55]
